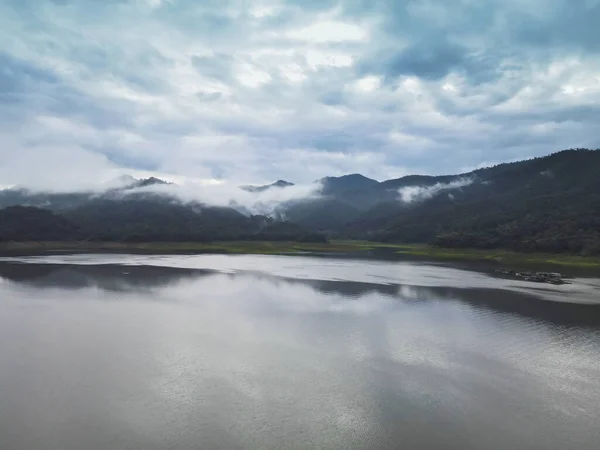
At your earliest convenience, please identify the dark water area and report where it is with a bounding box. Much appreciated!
[1,255,599,450]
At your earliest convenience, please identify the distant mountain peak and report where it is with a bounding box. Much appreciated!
[272,180,295,187]
[126,177,171,189]
[320,173,378,182]
[380,174,458,189]
[242,180,295,193]
[107,175,171,191]
[319,173,379,195]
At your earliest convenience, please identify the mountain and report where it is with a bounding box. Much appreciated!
[242,180,295,193]
[2,149,600,254]
[0,174,325,242]
[0,176,172,211]
[279,148,600,255]
[0,206,80,241]
[357,149,600,254]
[0,201,325,243]
[126,177,171,189]
[0,189,93,212]
[281,198,362,232]
[319,174,379,195]
[62,197,243,241]
[380,174,459,189]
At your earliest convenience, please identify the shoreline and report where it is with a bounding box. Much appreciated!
[1,249,599,306]
[1,240,600,269]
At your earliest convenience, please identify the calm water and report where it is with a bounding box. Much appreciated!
[1,254,599,450]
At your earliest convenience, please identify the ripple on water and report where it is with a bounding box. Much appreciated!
[0,255,599,450]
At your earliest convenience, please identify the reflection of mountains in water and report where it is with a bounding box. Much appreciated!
[1,262,599,328]
[288,277,600,329]
[0,263,213,292]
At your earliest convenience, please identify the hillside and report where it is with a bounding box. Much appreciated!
[0,201,325,243]
[366,149,600,255]
[281,198,363,233]
[242,180,295,193]
[63,197,250,241]
[260,148,600,255]
[0,206,80,241]
[0,177,171,211]
[1,149,599,254]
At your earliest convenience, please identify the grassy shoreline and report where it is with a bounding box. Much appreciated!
[392,244,600,268]
[1,240,599,268]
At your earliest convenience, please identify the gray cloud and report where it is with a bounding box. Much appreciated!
[0,0,598,189]
[0,53,59,99]
[360,41,472,82]
[191,53,235,81]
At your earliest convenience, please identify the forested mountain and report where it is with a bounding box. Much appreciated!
[281,198,362,232]
[275,148,600,255]
[0,206,80,241]
[0,178,326,242]
[0,189,94,212]
[242,180,295,193]
[373,149,600,254]
[63,197,250,241]
[319,174,379,194]
[0,176,171,211]
[380,174,458,189]
[0,201,326,243]
[1,149,599,254]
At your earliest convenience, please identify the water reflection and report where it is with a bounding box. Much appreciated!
[1,262,599,328]
[3,253,600,304]
[0,262,210,292]
[0,260,599,450]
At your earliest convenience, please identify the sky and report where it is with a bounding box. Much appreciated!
[1,0,599,190]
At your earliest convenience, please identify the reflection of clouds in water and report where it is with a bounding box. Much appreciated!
[158,273,395,316]
[398,285,421,300]
[0,263,599,449]
[3,253,600,304]
[136,278,385,445]
[152,273,600,429]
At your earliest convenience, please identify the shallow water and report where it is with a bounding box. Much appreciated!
[0,254,599,450]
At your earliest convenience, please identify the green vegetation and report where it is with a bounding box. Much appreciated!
[247,149,600,259]
[393,244,600,268]
[2,149,600,261]
[0,240,388,255]
[372,149,600,256]
[1,240,599,268]
[0,203,327,244]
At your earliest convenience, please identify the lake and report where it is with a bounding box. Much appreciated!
[1,253,599,450]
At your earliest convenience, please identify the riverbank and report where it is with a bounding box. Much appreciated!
[393,244,600,268]
[1,240,599,268]
[0,240,380,255]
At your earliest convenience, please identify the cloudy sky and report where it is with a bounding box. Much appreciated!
[1,0,599,189]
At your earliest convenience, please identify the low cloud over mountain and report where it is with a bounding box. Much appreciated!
[398,178,474,203]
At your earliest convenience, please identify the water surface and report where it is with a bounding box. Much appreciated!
[0,254,599,450]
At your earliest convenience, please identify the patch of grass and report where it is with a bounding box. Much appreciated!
[2,240,599,268]
[394,244,600,268]
[0,240,396,255]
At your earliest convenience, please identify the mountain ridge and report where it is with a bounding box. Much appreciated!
[241,180,295,193]
[1,148,599,255]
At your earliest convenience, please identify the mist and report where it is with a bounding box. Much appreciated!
[121,181,321,216]
[0,171,323,217]
[398,178,474,203]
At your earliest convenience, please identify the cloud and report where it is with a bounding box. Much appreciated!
[0,0,599,189]
[361,41,474,82]
[287,20,368,43]
[124,180,322,216]
[191,53,235,82]
[398,177,474,203]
